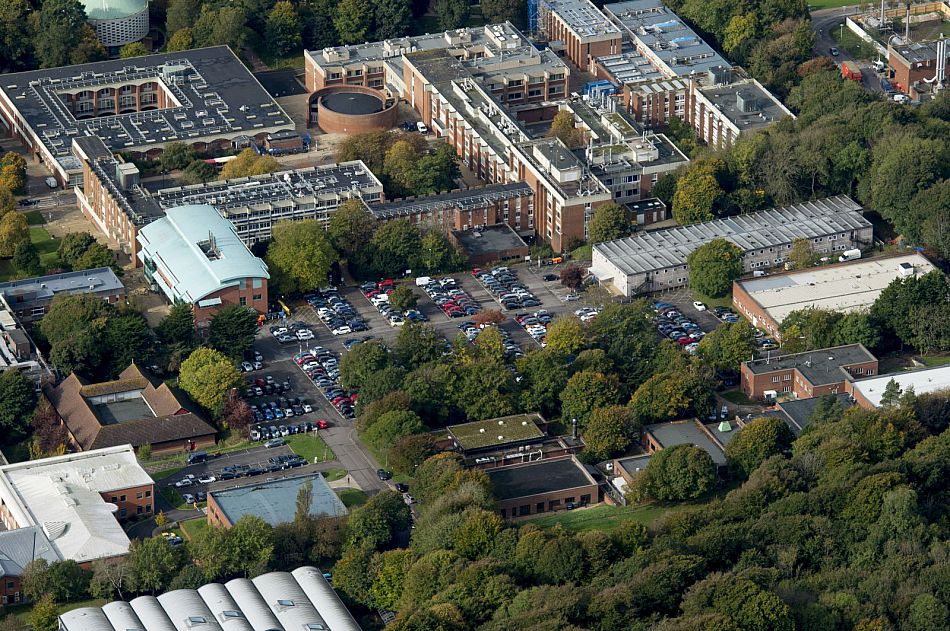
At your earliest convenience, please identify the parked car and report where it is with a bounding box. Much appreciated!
[377,468,392,480]
[265,438,286,448]
[174,478,193,488]
[197,475,216,484]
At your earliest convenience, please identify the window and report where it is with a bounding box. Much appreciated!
[771,376,780,383]
[306,625,327,630]
[111,496,117,502]
[145,490,151,497]
[221,611,243,620]
[783,386,792,393]
[581,494,591,504]
[136,492,143,499]
[536,502,545,513]
[120,495,126,502]
[519,504,530,516]
[136,505,143,514]
[6,582,12,589]
[120,508,127,518]
[239,297,247,306]
[253,293,263,301]
[783,374,791,381]
[277,600,295,607]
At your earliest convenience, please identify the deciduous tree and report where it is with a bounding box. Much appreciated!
[166,28,195,52]
[159,142,196,172]
[333,0,372,44]
[265,1,301,57]
[29,593,58,631]
[434,0,469,30]
[584,405,637,461]
[119,42,149,59]
[178,347,242,415]
[698,321,757,372]
[637,444,716,501]
[687,238,743,298]
[12,241,42,276]
[559,264,584,289]
[560,370,620,426]
[388,285,417,313]
[0,211,28,257]
[35,0,87,68]
[544,316,586,356]
[128,536,182,593]
[266,219,337,294]
[328,199,375,256]
[40,293,114,376]
[724,415,794,478]
[587,202,629,244]
[547,110,584,149]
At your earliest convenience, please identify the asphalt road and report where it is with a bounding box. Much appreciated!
[811,6,886,94]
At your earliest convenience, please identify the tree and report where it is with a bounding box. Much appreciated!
[166,28,195,52]
[31,400,68,455]
[266,220,337,294]
[434,0,469,29]
[178,346,242,415]
[916,179,950,259]
[0,188,15,219]
[587,202,629,244]
[219,148,279,179]
[547,110,583,149]
[419,230,459,273]
[228,515,274,576]
[384,140,421,197]
[56,232,95,268]
[415,144,461,194]
[0,153,26,193]
[157,302,196,350]
[472,309,504,328]
[698,321,757,372]
[208,305,258,360]
[369,219,421,277]
[119,42,148,59]
[295,479,314,522]
[787,238,818,270]
[12,241,42,276]
[128,536,182,593]
[103,310,154,375]
[637,444,717,501]
[193,5,249,50]
[73,242,114,271]
[29,593,58,631]
[71,23,107,64]
[584,405,637,461]
[560,264,584,289]
[724,416,793,478]
[328,199,375,257]
[388,285,417,313]
[154,511,168,530]
[481,0,524,24]
[166,0,200,34]
[180,159,217,185]
[159,142,196,172]
[333,0,372,44]
[0,0,31,73]
[371,549,413,610]
[390,433,438,475]
[0,211,28,257]
[687,238,743,298]
[560,370,620,426]
[672,174,721,224]
[905,593,949,631]
[221,390,253,435]
[364,409,424,453]
[265,1,301,57]
[40,293,114,376]
[372,0,411,39]
[544,316,586,356]
[34,0,87,68]
[88,557,132,601]
[394,323,446,370]
[880,378,902,408]
[340,341,390,391]
[680,574,794,631]
[453,510,503,560]
[347,491,411,549]
[517,350,568,417]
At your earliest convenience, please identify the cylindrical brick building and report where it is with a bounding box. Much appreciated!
[310,86,397,134]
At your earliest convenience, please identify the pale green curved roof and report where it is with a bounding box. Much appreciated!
[83,0,147,21]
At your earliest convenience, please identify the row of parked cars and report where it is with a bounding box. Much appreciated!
[251,417,326,441]
[457,321,524,358]
[243,374,292,398]
[248,396,313,424]
[514,310,554,346]
[307,288,369,336]
[473,267,541,310]
[361,280,430,327]
[654,301,705,354]
[270,322,315,344]
[422,277,481,318]
[295,346,356,419]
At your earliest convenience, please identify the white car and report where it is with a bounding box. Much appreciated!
[296,330,314,340]
[253,361,263,370]
[692,301,707,311]
[174,478,193,488]
[240,361,254,372]
[302,403,313,413]
[197,475,216,484]
[272,327,288,336]
[331,326,351,336]
[416,121,428,133]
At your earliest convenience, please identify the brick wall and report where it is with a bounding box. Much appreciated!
[100,483,155,521]
[206,493,233,528]
[192,278,268,327]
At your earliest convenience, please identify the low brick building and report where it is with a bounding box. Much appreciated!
[888,40,950,95]
[740,344,878,401]
[486,456,599,519]
[0,267,125,323]
[207,473,347,528]
[44,363,216,455]
[642,419,728,467]
[136,204,270,329]
[845,364,950,409]
[543,0,621,71]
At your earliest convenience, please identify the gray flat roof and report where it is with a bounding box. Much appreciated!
[644,420,726,465]
[593,196,869,277]
[851,365,950,408]
[616,454,651,478]
[1,46,292,160]
[773,393,853,435]
[0,267,123,303]
[594,50,666,83]
[736,254,935,324]
[549,0,620,39]
[94,398,155,425]
[604,0,731,76]
[209,473,347,526]
[698,80,792,129]
[369,182,532,219]
[486,458,595,500]
[453,224,528,255]
[743,344,876,386]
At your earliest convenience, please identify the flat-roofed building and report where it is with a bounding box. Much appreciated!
[732,253,936,340]
[0,267,125,323]
[0,47,293,187]
[59,567,361,631]
[207,473,347,528]
[740,344,878,400]
[0,445,154,567]
[888,40,950,96]
[446,413,546,455]
[137,205,269,327]
[846,365,950,409]
[642,419,727,466]
[591,196,872,296]
[690,76,793,149]
[486,456,599,518]
[542,0,622,71]
[763,393,854,435]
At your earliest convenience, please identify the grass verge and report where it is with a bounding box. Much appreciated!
[918,355,950,367]
[180,517,211,540]
[322,468,347,482]
[721,390,757,406]
[571,243,593,261]
[286,432,335,463]
[8,598,108,625]
[830,24,877,59]
[337,488,369,508]
[525,502,672,533]
[151,466,185,481]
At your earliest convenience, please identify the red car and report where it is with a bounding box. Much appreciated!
[471,268,483,276]
[316,419,330,429]
[379,279,394,287]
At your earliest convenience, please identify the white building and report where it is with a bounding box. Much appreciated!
[848,365,950,409]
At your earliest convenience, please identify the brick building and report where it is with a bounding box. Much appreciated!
[541,0,622,71]
[486,456,599,518]
[732,254,936,341]
[44,363,217,455]
[642,419,727,467]
[846,365,950,409]
[887,40,949,95]
[740,344,878,401]
[136,205,270,328]
[0,445,154,605]
[0,267,125,323]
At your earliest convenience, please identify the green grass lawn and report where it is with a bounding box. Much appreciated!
[830,24,877,59]
[692,290,734,311]
[0,217,60,281]
[286,432,335,463]
[160,486,206,511]
[151,466,185,480]
[322,468,347,482]
[8,598,108,625]
[571,243,593,261]
[721,390,756,406]
[526,502,672,533]
[180,517,210,540]
[918,355,950,367]
[337,488,368,508]
[24,210,45,225]
[808,0,861,9]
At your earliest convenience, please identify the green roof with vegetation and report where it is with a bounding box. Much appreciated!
[447,413,545,450]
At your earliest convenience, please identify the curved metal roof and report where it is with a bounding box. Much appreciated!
[102,601,145,631]
[82,0,147,20]
[129,596,178,631]
[197,583,256,631]
[292,567,362,631]
[224,578,284,631]
[252,572,329,630]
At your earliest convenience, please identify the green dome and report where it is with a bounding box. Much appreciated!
[83,0,147,21]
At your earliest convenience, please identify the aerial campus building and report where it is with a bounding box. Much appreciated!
[0,267,125,322]
[82,0,150,50]
[59,567,362,631]
[590,196,873,296]
[207,473,348,528]
[305,22,689,251]
[0,46,293,187]
[732,253,936,341]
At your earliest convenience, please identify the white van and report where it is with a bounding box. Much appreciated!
[838,249,862,263]
[872,60,886,72]
[893,93,910,104]
[415,276,432,286]
[45,176,58,189]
